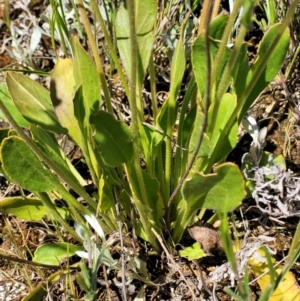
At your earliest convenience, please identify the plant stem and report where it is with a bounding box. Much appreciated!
[149,53,158,121]
[209,21,248,137]
[164,17,189,211]
[197,0,211,36]
[53,2,69,57]
[125,0,161,253]
[168,0,213,224]
[165,122,172,204]
[77,0,113,114]
[209,0,247,137]
[206,0,300,172]
[148,54,167,203]
[91,0,129,98]
[0,250,80,270]
[210,0,243,92]
[173,77,197,190]
[212,0,221,19]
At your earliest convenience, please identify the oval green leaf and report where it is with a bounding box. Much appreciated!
[179,242,206,260]
[90,111,134,167]
[172,163,246,243]
[33,242,83,265]
[0,136,60,191]
[0,197,67,221]
[182,163,246,213]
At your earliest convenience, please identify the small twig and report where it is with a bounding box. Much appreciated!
[194,260,218,300]
[102,265,112,301]
[212,282,218,301]
[116,203,127,301]
[130,197,137,252]
[151,228,198,301]
[277,71,300,118]
[249,256,286,285]
[45,280,54,301]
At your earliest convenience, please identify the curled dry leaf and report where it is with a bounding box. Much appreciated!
[188,225,223,255]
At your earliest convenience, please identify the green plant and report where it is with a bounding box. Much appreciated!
[0,0,297,298]
[228,222,300,301]
[254,0,279,30]
[74,214,155,300]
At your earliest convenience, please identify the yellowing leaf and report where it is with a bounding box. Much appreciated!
[249,249,300,301]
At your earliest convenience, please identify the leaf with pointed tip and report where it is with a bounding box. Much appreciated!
[156,98,178,133]
[50,58,83,147]
[0,83,30,128]
[21,271,61,301]
[134,286,146,301]
[192,20,231,100]
[6,72,65,134]
[156,23,187,139]
[71,37,100,125]
[240,24,290,119]
[116,0,156,84]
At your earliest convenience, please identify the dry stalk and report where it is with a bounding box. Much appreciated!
[194,259,219,301]
[116,203,127,301]
[102,265,112,301]
[151,228,198,301]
